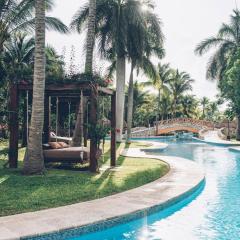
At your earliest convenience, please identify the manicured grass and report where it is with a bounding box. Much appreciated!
[0,140,169,217]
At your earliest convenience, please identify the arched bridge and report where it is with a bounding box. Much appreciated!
[155,118,214,135]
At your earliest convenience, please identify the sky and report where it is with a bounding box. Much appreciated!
[46,0,240,100]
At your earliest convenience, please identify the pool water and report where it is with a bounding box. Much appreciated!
[68,139,240,240]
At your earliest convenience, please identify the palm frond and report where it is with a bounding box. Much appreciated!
[195,37,226,55]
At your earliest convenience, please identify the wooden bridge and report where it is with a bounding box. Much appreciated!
[155,118,214,135]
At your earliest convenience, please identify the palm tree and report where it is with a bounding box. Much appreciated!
[84,0,96,73]
[160,92,172,120]
[4,36,65,83]
[143,63,171,121]
[23,0,46,174]
[180,95,199,118]
[71,0,98,172]
[0,0,68,53]
[207,102,218,121]
[71,0,163,142]
[195,9,240,80]
[195,9,240,137]
[45,46,65,82]
[3,33,35,81]
[126,58,159,142]
[169,70,194,118]
[125,4,164,142]
[200,97,209,119]
[132,82,149,124]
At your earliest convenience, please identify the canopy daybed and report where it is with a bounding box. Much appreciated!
[8,80,116,170]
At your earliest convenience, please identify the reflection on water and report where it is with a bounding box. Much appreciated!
[69,139,240,240]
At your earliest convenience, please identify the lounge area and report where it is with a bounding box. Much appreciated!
[8,81,117,169]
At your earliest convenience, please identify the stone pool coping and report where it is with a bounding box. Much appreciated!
[0,142,205,240]
[193,137,240,146]
[228,146,240,152]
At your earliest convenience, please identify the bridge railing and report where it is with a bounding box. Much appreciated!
[155,118,214,129]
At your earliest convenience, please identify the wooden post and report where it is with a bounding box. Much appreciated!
[83,98,88,147]
[155,121,159,136]
[89,85,98,172]
[8,83,19,168]
[111,92,116,167]
[43,95,50,143]
[21,91,28,148]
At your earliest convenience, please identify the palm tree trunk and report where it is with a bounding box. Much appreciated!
[21,92,28,148]
[126,62,134,143]
[174,98,177,118]
[202,104,205,119]
[158,88,161,121]
[116,56,126,142]
[85,0,98,173]
[85,0,96,73]
[236,115,240,141]
[23,0,45,174]
[72,0,96,146]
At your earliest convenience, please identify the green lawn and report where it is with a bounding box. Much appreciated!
[0,140,169,217]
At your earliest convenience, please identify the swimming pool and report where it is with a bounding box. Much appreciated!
[43,138,240,239]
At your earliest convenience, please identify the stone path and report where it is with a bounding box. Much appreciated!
[199,130,240,146]
[0,142,204,240]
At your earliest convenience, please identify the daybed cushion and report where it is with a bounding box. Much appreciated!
[58,142,69,148]
[44,147,90,163]
[48,142,62,149]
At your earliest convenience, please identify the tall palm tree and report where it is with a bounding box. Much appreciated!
[143,63,171,121]
[84,0,96,73]
[169,70,194,118]
[71,0,98,172]
[23,0,46,174]
[195,9,240,80]
[200,97,209,119]
[125,4,164,142]
[71,0,163,142]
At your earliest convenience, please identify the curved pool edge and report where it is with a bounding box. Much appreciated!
[193,137,240,147]
[228,146,240,152]
[0,144,205,240]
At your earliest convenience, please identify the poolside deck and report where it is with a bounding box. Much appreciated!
[198,130,240,146]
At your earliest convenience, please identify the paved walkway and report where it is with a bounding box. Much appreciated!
[228,146,240,152]
[199,130,240,146]
[0,143,204,240]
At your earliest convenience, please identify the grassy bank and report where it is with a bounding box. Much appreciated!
[0,140,169,217]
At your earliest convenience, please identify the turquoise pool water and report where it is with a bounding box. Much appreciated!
[60,139,240,239]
